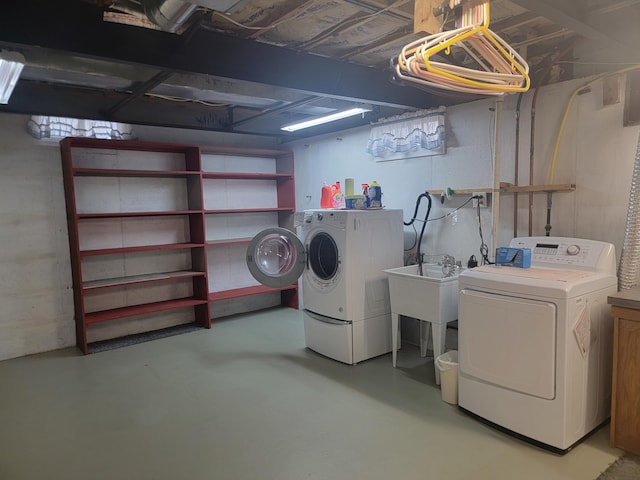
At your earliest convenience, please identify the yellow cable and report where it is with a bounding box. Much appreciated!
[547,64,640,184]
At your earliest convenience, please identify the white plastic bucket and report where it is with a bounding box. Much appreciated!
[435,350,459,404]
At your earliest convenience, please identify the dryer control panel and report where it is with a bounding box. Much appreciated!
[509,236,616,274]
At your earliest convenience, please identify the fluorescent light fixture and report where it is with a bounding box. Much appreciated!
[0,50,26,104]
[281,104,372,132]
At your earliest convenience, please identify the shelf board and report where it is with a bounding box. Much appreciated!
[428,187,492,196]
[209,284,297,301]
[73,167,200,178]
[202,172,292,180]
[428,183,576,196]
[83,270,205,290]
[204,207,294,214]
[499,182,576,193]
[206,237,252,246]
[199,146,292,158]
[80,242,204,257]
[63,137,201,155]
[85,297,208,325]
[77,210,202,219]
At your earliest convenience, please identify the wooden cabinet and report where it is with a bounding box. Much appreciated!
[61,138,297,354]
[609,298,640,455]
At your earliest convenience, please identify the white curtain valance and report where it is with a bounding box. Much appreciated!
[367,107,446,160]
[27,116,135,140]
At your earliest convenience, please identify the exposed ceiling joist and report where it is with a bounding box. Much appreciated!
[0,0,638,139]
[103,70,176,117]
[510,0,633,53]
[9,80,234,132]
[589,0,640,16]
[0,0,434,110]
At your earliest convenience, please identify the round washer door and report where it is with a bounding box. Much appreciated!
[307,231,340,282]
[246,227,306,288]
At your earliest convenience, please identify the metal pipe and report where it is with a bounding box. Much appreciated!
[142,0,197,33]
[529,88,536,236]
[544,191,552,236]
[491,96,503,255]
[528,43,575,235]
[513,92,524,238]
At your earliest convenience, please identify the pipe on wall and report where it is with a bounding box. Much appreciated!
[521,43,575,236]
[513,93,524,238]
[491,96,503,255]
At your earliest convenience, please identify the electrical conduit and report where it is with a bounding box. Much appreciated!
[491,96,503,255]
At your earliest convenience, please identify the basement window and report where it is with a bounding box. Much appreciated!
[26,116,135,140]
[367,107,446,161]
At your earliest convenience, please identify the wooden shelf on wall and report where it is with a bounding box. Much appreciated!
[426,187,492,196]
[426,183,575,197]
[499,182,576,194]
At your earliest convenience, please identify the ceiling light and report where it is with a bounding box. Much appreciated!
[0,50,25,104]
[281,105,373,132]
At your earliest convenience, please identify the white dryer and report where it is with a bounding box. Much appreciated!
[247,209,404,364]
[457,236,617,454]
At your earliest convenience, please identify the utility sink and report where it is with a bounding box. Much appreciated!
[385,263,461,319]
[384,263,462,384]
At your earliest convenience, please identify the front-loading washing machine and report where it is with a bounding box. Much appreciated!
[457,236,618,453]
[246,209,403,364]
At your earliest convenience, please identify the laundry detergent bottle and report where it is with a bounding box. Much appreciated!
[331,181,345,209]
[320,183,333,209]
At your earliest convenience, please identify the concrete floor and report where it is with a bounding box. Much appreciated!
[0,307,623,480]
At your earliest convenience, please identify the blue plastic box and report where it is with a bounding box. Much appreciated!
[495,247,531,268]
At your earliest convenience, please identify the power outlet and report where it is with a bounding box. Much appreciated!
[472,192,489,208]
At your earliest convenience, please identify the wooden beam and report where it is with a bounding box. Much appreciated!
[500,182,575,193]
[414,0,444,34]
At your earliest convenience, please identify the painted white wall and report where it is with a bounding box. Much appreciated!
[289,98,496,265]
[1,72,639,360]
[0,117,75,359]
[286,77,640,269]
[0,115,279,361]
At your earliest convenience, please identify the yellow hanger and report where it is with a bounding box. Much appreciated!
[395,0,530,95]
[421,2,529,92]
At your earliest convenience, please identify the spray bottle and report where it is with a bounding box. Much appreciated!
[361,183,370,208]
[369,181,382,208]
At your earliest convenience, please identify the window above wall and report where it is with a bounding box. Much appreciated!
[27,116,134,140]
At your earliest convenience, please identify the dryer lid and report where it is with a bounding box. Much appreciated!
[246,227,306,288]
[459,266,616,299]
[470,265,595,282]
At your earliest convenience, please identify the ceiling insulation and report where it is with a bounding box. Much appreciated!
[0,0,637,138]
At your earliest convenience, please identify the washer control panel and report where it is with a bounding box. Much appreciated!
[302,210,347,227]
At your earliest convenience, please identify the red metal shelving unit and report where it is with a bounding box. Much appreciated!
[199,145,298,310]
[61,138,298,354]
